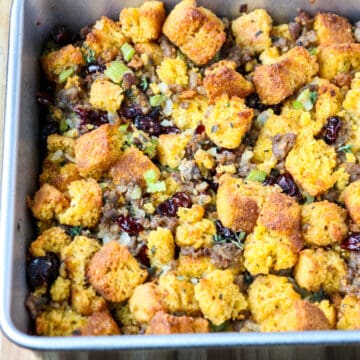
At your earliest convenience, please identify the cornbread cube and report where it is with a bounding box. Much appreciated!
[147,227,175,267]
[316,300,337,328]
[285,129,338,196]
[337,295,360,330]
[171,95,208,130]
[318,43,360,79]
[176,255,217,279]
[157,134,190,168]
[36,307,87,336]
[29,183,69,222]
[204,95,254,149]
[39,161,82,193]
[162,0,226,65]
[244,225,299,275]
[216,174,275,233]
[231,9,273,53]
[57,179,102,228]
[120,1,165,43]
[85,16,126,62]
[89,80,123,113]
[41,45,85,83]
[81,310,121,336]
[253,46,318,104]
[156,58,188,87]
[343,180,360,225]
[294,248,347,293]
[75,124,123,179]
[158,272,200,315]
[50,277,71,302]
[145,311,209,334]
[194,269,248,325]
[259,47,280,65]
[203,60,254,102]
[314,13,354,47]
[177,205,204,223]
[129,283,166,323]
[109,146,160,188]
[134,42,163,66]
[194,149,215,170]
[315,80,343,133]
[47,134,76,157]
[30,226,71,257]
[87,241,147,302]
[343,72,360,116]
[301,201,348,246]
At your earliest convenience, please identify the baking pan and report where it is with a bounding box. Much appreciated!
[1,0,360,351]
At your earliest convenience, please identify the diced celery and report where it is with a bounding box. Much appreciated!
[104,61,132,84]
[149,94,166,107]
[143,169,158,184]
[246,169,267,182]
[59,118,68,132]
[121,43,136,62]
[59,68,74,83]
[147,181,166,193]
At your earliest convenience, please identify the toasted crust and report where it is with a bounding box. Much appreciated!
[120,1,165,43]
[145,311,209,334]
[87,241,147,302]
[314,13,354,47]
[295,300,331,331]
[253,46,318,104]
[343,180,360,225]
[337,295,360,330]
[75,124,122,179]
[81,310,121,336]
[109,146,160,188]
[203,60,254,102]
[89,80,124,113]
[162,0,226,65]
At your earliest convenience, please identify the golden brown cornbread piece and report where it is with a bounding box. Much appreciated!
[41,45,85,83]
[147,227,175,267]
[89,80,124,113]
[156,57,188,86]
[343,180,360,225]
[231,9,272,53]
[85,16,126,62]
[75,124,123,179]
[81,310,121,336]
[294,248,347,293]
[30,226,71,257]
[318,43,360,79]
[162,0,226,65]
[50,276,71,302]
[314,13,354,46]
[129,283,166,323]
[47,134,76,157]
[134,42,163,66]
[176,255,216,279]
[120,1,165,43]
[29,183,69,222]
[109,146,160,188]
[203,60,254,102]
[57,179,103,228]
[87,241,147,302]
[337,295,360,330]
[253,46,318,104]
[157,133,190,169]
[145,311,209,334]
[301,201,348,246]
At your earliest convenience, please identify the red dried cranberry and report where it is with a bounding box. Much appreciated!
[215,220,237,240]
[148,107,161,120]
[264,171,302,202]
[157,192,192,217]
[195,124,205,135]
[27,253,60,289]
[341,233,360,251]
[50,25,74,45]
[74,107,108,127]
[115,215,144,235]
[134,115,162,136]
[245,93,281,114]
[323,116,342,144]
[121,103,143,119]
[137,245,151,268]
[36,92,53,106]
[160,125,181,134]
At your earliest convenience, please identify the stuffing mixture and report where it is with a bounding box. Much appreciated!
[27,0,360,336]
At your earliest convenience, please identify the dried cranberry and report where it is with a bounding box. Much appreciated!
[84,63,106,75]
[74,107,108,127]
[195,124,205,135]
[134,115,162,136]
[50,25,74,45]
[157,192,192,217]
[36,92,53,106]
[239,4,248,12]
[161,125,181,134]
[323,116,342,144]
[121,103,143,119]
[27,253,60,289]
[148,106,161,120]
[341,233,360,251]
[264,171,302,201]
[115,215,144,235]
[215,220,237,241]
[137,245,150,268]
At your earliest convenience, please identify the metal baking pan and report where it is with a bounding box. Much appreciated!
[1,0,360,351]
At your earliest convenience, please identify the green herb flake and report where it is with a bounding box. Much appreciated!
[140,75,149,91]
[246,169,267,182]
[121,42,136,62]
[303,192,315,204]
[337,144,353,153]
[144,139,158,158]
[59,68,74,83]
[149,94,166,107]
[84,48,95,64]
[69,226,83,237]
[150,246,156,255]
[104,61,132,84]
[294,88,318,111]
[308,47,318,56]
[211,125,219,133]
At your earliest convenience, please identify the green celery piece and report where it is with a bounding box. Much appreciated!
[149,94,166,107]
[121,43,136,62]
[143,169,158,184]
[59,68,74,83]
[147,181,166,193]
[104,61,132,84]
[246,169,267,182]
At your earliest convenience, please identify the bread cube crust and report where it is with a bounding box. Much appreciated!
[343,180,360,225]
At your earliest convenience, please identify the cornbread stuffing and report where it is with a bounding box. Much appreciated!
[28,0,360,336]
